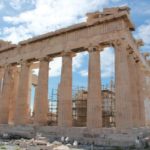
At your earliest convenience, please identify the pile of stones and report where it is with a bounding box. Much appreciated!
[0,133,80,150]
[1,132,150,150]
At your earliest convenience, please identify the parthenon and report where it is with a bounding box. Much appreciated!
[0,6,149,133]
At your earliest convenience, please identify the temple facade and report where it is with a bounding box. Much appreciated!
[0,6,149,129]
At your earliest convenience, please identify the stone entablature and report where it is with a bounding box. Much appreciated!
[0,6,148,70]
[0,40,16,52]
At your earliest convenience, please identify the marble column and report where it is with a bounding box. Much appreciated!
[0,65,13,124]
[87,46,102,128]
[14,61,31,125]
[135,62,145,126]
[114,40,133,128]
[128,53,141,127]
[34,57,50,125]
[58,52,74,127]
[8,67,20,125]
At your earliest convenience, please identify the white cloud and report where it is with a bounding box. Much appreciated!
[32,68,39,76]
[101,47,115,78]
[2,0,110,43]
[73,52,88,71]
[9,0,36,10]
[2,26,32,43]
[49,57,62,77]
[136,21,150,45]
[80,70,88,77]
[135,21,150,53]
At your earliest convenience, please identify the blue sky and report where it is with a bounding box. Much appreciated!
[0,0,150,99]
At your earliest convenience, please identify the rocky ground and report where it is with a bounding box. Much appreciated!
[0,133,150,150]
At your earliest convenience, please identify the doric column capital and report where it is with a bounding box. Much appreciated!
[61,51,76,57]
[88,46,99,52]
[113,39,141,63]
[87,44,103,52]
[19,60,31,67]
[112,39,122,47]
[3,64,15,74]
[39,56,53,62]
[112,39,129,49]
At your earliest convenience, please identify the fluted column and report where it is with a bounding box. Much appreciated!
[8,67,20,125]
[0,65,13,124]
[128,53,141,127]
[135,62,145,126]
[14,61,31,125]
[34,57,50,125]
[114,40,133,128]
[87,46,102,128]
[58,52,74,127]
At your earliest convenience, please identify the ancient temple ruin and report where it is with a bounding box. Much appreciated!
[0,6,149,131]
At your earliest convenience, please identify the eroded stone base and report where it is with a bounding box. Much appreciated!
[0,125,150,147]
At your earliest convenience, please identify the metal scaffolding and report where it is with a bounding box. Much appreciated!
[72,87,87,127]
[48,89,58,126]
[48,83,116,127]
